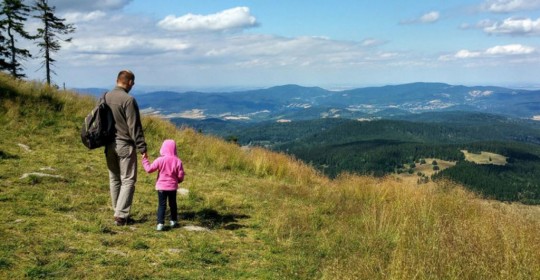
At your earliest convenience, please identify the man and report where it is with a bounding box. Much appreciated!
[105,70,147,226]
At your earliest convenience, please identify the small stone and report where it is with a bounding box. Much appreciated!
[168,248,183,254]
[17,143,32,152]
[20,172,63,180]
[107,249,128,257]
[182,225,210,232]
[178,188,189,197]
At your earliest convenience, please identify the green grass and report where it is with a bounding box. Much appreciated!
[462,149,508,165]
[1,73,540,279]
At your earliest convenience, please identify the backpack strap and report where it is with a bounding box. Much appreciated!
[101,91,108,104]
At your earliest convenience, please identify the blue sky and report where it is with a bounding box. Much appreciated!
[22,0,540,90]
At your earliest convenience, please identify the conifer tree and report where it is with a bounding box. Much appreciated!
[0,26,9,70]
[33,0,74,85]
[0,0,34,78]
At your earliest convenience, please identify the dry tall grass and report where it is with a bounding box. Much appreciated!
[263,174,540,279]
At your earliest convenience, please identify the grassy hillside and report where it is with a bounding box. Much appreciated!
[1,74,540,279]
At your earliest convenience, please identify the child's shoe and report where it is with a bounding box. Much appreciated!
[170,221,177,228]
[156,223,164,231]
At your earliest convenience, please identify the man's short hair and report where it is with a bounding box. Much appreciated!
[117,70,135,83]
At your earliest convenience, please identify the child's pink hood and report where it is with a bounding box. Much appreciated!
[160,139,177,157]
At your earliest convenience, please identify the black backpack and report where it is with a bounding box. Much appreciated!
[81,92,116,149]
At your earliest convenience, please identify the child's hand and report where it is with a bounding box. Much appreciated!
[142,152,148,159]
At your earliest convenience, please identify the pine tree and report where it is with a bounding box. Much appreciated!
[0,25,9,70]
[33,0,74,85]
[0,0,34,78]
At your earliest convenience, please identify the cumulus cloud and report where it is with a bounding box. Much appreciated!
[157,7,258,32]
[485,44,535,55]
[197,35,373,67]
[400,11,440,24]
[66,32,191,58]
[483,17,540,35]
[481,0,540,13]
[58,8,383,71]
[49,0,132,12]
[455,50,482,58]
[360,38,387,47]
[63,11,107,23]
[440,44,535,61]
[420,11,440,23]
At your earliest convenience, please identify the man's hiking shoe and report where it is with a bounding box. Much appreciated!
[156,224,164,231]
[114,217,127,226]
[170,221,177,228]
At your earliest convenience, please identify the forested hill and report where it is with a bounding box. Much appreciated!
[219,112,540,147]
[274,117,540,204]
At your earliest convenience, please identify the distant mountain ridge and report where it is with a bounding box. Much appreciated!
[75,82,540,121]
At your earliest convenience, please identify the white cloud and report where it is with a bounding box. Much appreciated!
[400,11,440,24]
[455,50,482,58]
[64,11,107,23]
[196,35,375,67]
[440,44,536,61]
[485,44,535,55]
[481,0,540,13]
[157,7,258,32]
[58,10,383,71]
[49,0,132,12]
[420,11,440,23]
[68,36,190,56]
[483,17,540,35]
[360,38,387,47]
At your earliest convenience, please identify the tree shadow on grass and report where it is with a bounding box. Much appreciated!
[179,208,250,230]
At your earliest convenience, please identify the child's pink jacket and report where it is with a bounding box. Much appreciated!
[142,139,185,191]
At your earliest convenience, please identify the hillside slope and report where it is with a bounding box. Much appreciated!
[1,74,540,279]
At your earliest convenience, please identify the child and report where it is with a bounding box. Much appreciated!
[142,139,185,231]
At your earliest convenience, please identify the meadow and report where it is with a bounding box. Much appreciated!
[1,74,539,279]
[461,150,507,165]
